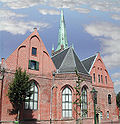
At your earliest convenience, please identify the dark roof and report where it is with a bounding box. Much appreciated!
[51,47,89,75]
[81,54,97,72]
[51,48,69,69]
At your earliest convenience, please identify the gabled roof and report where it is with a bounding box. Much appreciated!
[81,54,98,73]
[51,47,89,75]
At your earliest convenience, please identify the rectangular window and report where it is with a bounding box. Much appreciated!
[107,111,109,119]
[32,47,37,56]
[105,76,107,84]
[101,75,103,83]
[31,61,36,70]
[28,60,39,70]
[93,73,95,82]
[98,74,100,83]
[108,94,111,104]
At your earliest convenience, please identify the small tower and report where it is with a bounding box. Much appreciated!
[52,9,68,56]
[52,44,54,55]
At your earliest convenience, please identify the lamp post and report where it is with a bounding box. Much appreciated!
[91,87,98,124]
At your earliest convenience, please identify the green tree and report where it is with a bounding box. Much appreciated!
[116,92,120,109]
[7,67,32,122]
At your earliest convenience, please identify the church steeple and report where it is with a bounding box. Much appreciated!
[56,9,68,51]
[52,9,68,55]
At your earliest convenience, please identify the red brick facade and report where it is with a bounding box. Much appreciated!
[0,29,118,124]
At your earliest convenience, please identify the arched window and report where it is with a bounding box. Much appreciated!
[62,87,72,118]
[108,94,111,104]
[81,87,87,117]
[25,82,38,110]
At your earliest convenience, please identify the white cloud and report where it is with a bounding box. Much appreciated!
[0,19,49,35]
[0,8,50,35]
[111,14,120,21]
[1,0,120,15]
[111,73,120,79]
[0,0,47,9]
[72,7,90,14]
[0,9,26,20]
[85,22,120,40]
[114,80,120,94]
[114,81,120,86]
[89,0,120,13]
[84,22,120,69]
[38,9,60,15]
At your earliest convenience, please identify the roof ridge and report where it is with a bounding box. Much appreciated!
[72,50,89,75]
[58,47,74,72]
[51,46,72,58]
[88,54,98,73]
[81,53,98,62]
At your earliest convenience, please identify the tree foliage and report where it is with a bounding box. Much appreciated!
[116,92,120,109]
[7,68,32,117]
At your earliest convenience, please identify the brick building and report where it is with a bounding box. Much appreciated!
[0,10,119,124]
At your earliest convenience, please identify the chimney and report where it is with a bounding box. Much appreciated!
[1,58,5,65]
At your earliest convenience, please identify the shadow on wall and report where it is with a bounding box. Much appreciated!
[8,108,37,124]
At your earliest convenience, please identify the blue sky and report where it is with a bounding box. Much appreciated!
[0,0,120,94]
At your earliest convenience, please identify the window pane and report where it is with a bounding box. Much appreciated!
[107,111,109,118]
[98,75,100,83]
[66,103,69,109]
[69,95,72,101]
[30,102,33,109]
[69,111,72,117]
[34,85,38,92]
[63,111,65,117]
[34,102,37,109]
[66,111,69,117]
[108,94,111,104]
[31,61,36,70]
[101,75,103,83]
[25,102,28,109]
[69,103,72,109]
[62,103,65,109]
[32,47,37,56]
[66,88,69,94]
[68,89,71,94]
[105,76,107,84]
[62,95,65,102]
[66,95,68,101]
[34,93,38,101]
[93,73,95,82]
[30,94,33,100]
[63,89,66,94]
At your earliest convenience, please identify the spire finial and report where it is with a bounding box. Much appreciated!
[52,44,54,51]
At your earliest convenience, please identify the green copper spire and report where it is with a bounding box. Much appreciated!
[55,9,68,51]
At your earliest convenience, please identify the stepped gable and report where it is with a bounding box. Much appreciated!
[81,54,97,73]
[52,47,89,75]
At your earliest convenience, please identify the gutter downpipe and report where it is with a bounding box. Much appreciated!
[50,72,55,124]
